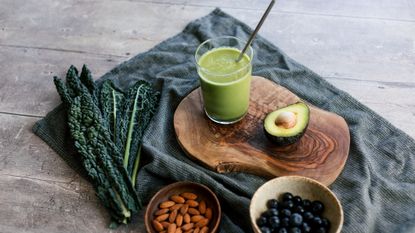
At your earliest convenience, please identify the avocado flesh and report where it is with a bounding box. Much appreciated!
[264,102,310,146]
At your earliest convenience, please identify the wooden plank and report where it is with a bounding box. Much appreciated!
[326,77,415,139]
[0,0,210,56]
[0,115,147,232]
[0,114,80,183]
[141,0,415,21]
[0,45,414,138]
[0,46,124,117]
[0,0,414,83]
[0,175,145,233]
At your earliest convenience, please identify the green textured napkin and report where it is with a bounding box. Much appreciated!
[33,8,415,233]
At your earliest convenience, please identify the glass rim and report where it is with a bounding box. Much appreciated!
[194,36,254,77]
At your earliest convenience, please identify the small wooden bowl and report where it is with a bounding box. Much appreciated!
[250,176,343,233]
[145,181,221,233]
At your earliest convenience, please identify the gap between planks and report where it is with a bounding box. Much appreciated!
[0,111,44,118]
[0,43,128,59]
[0,173,91,190]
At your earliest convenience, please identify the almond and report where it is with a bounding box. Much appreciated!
[190,215,204,223]
[175,228,183,233]
[169,209,178,223]
[155,208,169,216]
[160,221,170,228]
[181,223,194,231]
[170,195,186,204]
[205,208,212,220]
[195,218,209,228]
[180,204,189,215]
[184,230,193,233]
[200,226,209,233]
[156,213,169,222]
[160,201,176,209]
[186,200,199,207]
[193,227,200,233]
[184,213,191,224]
[187,208,200,215]
[152,220,164,232]
[170,203,183,211]
[198,200,206,214]
[180,192,198,200]
[176,214,183,227]
[167,223,177,233]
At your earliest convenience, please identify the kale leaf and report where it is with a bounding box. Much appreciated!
[53,65,159,226]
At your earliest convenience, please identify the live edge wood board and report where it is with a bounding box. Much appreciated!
[174,76,350,185]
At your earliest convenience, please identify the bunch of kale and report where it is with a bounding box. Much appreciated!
[54,65,159,226]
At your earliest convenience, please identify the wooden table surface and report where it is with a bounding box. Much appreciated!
[1,1,414,232]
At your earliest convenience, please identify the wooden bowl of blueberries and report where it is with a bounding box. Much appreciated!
[250,176,343,233]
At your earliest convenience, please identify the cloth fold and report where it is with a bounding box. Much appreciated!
[33,8,415,233]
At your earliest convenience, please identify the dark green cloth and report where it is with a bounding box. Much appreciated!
[33,8,415,232]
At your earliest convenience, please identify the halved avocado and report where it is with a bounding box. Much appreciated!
[263,102,310,146]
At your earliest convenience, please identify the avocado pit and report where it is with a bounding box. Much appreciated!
[275,111,297,129]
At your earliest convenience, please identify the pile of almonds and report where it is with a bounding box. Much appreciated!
[152,192,213,233]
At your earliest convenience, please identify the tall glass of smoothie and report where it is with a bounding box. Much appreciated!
[195,36,254,124]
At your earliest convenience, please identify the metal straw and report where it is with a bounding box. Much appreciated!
[235,0,276,62]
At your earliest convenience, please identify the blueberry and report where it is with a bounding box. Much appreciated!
[280,217,290,227]
[278,228,288,233]
[302,199,312,210]
[266,208,279,217]
[267,199,279,209]
[302,222,312,233]
[256,216,268,227]
[292,196,302,206]
[261,211,270,219]
[280,208,292,218]
[311,201,324,215]
[315,227,327,233]
[321,218,331,230]
[260,226,272,233]
[261,208,277,218]
[289,227,301,233]
[281,200,294,210]
[302,211,314,222]
[268,216,280,229]
[282,192,294,202]
[290,213,303,227]
[312,216,323,228]
[293,205,304,214]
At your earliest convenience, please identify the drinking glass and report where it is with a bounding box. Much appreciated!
[195,36,254,124]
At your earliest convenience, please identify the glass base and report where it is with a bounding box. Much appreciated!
[204,109,247,125]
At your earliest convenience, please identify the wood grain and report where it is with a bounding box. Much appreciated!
[0,0,414,232]
[174,76,350,185]
[1,0,414,138]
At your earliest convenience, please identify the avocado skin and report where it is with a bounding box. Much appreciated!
[263,121,309,146]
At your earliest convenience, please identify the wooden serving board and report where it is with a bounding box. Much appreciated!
[174,76,350,185]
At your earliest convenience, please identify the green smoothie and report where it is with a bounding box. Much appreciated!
[197,47,252,123]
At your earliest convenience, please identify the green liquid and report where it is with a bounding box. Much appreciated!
[198,47,252,122]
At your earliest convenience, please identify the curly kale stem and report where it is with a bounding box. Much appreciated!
[112,89,117,141]
[131,144,142,188]
[123,84,144,168]
[114,191,130,224]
